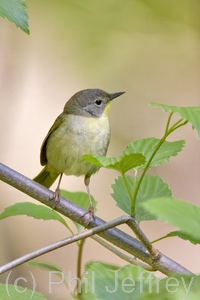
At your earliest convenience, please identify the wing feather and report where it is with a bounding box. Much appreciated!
[40,114,66,166]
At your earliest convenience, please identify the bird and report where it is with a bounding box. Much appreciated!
[33,88,125,220]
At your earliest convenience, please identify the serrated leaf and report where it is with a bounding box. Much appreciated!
[0,283,47,300]
[136,175,172,222]
[60,190,97,232]
[117,154,146,173]
[139,275,199,300]
[124,138,185,170]
[111,175,172,222]
[143,197,200,244]
[150,102,200,137]
[153,231,200,245]
[82,154,121,168]
[82,262,198,300]
[82,153,145,174]
[0,202,71,231]
[111,175,133,215]
[167,231,200,245]
[81,262,154,300]
[0,0,29,34]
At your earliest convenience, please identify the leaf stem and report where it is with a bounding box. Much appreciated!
[122,173,133,203]
[131,138,164,216]
[92,235,153,271]
[168,119,188,134]
[75,239,86,296]
[165,111,174,134]
[131,115,188,216]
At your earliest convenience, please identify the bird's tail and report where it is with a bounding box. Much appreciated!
[33,166,59,188]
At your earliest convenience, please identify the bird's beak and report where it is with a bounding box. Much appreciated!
[109,91,125,100]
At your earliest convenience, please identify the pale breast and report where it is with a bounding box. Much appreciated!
[46,114,110,177]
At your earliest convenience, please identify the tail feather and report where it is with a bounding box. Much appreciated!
[33,166,59,188]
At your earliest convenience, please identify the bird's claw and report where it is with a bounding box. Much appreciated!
[50,188,60,209]
[81,205,95,225]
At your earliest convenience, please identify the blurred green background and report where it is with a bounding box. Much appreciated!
[0,0,200,298]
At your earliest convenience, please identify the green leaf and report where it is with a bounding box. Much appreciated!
[28,261,68,287]
[150,102,200,137]
[0,202,71,231]
[136,175,172,222]
[143,197,200,244]
[139,275,199,300]
[124,138,185,170]
[28,261,62,273]
[81,262,155,300]
[0,283,47,300]
[111,175,133,215]
[111,175,172,222]
[61,190,97,231]
[81,262,199,300]
[153,231,200,245]
[82,153,145,174]
[0,0,29,34]
[167,231,200,245]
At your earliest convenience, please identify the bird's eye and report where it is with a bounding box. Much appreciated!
[95,99,102,106]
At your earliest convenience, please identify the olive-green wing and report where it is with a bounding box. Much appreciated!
[40,114,65,166]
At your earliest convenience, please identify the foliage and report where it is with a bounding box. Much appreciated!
[0,0,29,34]
[1,2,200,299]
[0,282,46,300]
[1,102,200,299]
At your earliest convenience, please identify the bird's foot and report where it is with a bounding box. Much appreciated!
[50,188,60,209]
[81,205,95,225]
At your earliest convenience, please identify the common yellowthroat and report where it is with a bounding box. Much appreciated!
[33,89,125,218]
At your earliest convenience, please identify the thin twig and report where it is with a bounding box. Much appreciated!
[127,218,158,257]
[0,216,131,274]
[77,239,86,282]
[92,235,153,271]
[0,163,193,276]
